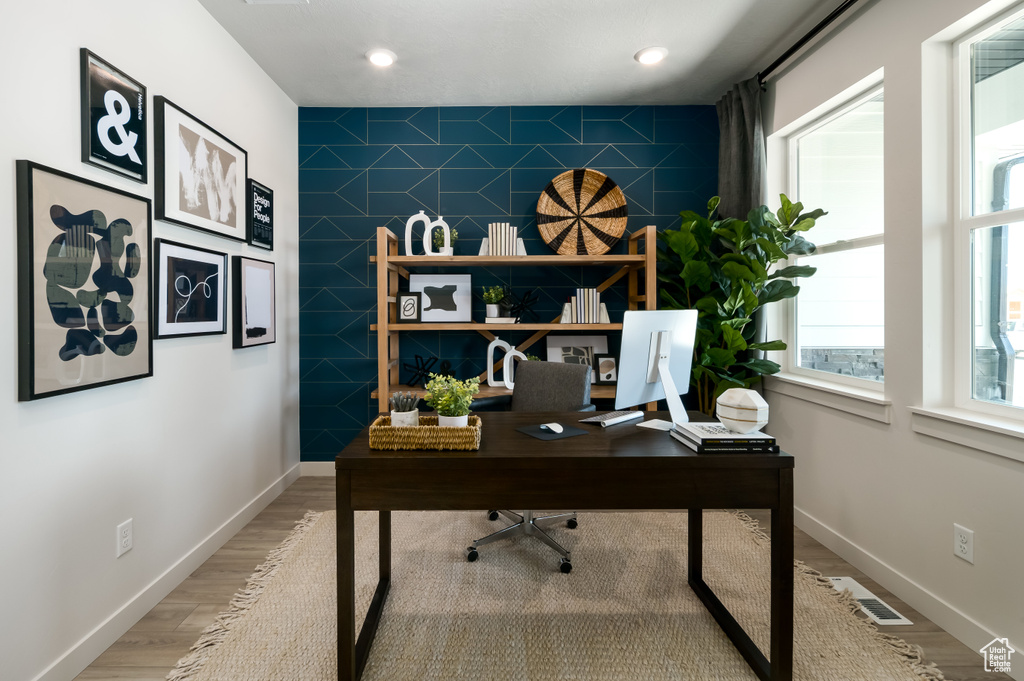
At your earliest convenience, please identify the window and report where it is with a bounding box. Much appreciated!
[786,88,885,386]
[956,10,1024,415]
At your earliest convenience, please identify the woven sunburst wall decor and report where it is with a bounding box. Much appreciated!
[535,168,628,256]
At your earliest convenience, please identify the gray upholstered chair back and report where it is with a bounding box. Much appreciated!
[509,361,592,412]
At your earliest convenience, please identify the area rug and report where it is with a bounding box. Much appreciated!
[168,510,944,681]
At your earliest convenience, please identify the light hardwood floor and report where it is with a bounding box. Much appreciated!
[75,477,1008,681]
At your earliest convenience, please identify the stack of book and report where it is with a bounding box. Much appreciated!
[569,287,601,323]
[487,223,518,256]
[670,421,779,454]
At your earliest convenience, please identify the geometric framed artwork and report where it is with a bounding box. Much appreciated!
[80,48,147,183]
[154,239,227,339]
[545,335,608,384]
[594,354,618,385]
[408,273,472,322]
[247,178,273,250]
[154,96,247,241]
[232,256,276,348]
[396,291,421,322]
[16,160,153,401]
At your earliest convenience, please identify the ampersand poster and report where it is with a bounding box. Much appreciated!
[80,49,147,183]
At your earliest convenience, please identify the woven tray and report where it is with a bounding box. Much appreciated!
[368,415,482,451]
[536,168,628,255]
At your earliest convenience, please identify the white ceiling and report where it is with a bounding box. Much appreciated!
[196,0,838,107]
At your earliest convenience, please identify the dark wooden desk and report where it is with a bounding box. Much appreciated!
[336,411,794,681]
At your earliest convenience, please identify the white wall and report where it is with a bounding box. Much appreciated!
[0,2,299,680]
[763,0,1024,677]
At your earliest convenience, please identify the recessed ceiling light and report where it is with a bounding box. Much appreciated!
[366,49,397,67]
[634,47,668,65]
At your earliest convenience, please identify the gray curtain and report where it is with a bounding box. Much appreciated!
[716,77,766,219]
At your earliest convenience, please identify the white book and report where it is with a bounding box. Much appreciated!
[570,295,578,323]
[488,223,495,256]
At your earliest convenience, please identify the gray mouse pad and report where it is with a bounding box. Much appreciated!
[516,424,588,440]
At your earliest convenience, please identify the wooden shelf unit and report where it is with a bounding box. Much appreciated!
[372,225,657,412]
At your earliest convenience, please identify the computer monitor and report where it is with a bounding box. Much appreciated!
[614,309,698,427]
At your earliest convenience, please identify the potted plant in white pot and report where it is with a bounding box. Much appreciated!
[389,391,419,428]
[423,373,480,427]
[482,284,507,319]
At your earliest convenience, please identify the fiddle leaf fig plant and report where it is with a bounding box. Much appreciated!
[657,195,825,415]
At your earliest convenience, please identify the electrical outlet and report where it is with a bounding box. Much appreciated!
[953,523,973,564]
[117,518,133,558]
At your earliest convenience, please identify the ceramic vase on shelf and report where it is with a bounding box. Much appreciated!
[438,414,469,428]
[485,303,500,318]
[390,408,419,428]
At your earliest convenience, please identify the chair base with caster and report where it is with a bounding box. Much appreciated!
[467,510,576,572]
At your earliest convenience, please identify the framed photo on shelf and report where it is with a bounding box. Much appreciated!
[16,160,152,401]
[396,291,421,322]
[232,256,276,348]
[80,49,147,183]
[545,335,608,384]
[247,178,273,250]
[408,274,472,322]
[154,239,227,339]
[594,354,617,384]
[154,96,247,241]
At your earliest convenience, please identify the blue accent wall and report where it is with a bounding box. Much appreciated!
[298,105,718,461]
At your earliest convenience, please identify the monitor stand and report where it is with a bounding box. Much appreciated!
[639,330,689,430]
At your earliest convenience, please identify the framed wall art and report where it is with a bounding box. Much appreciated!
[154,239,227,339]
[80,49,147,183]
[16,160,153,401]
[233,256,276,348]
[408,274,472,322]
[397,291,421,322]
[594,354,618,384]
[247,178,273,250]
[545,335,608,384]
[154,96,247,241]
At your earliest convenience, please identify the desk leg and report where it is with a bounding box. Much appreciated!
[687,508,702,582]
[337,471,356,681]
[770,469,795,681]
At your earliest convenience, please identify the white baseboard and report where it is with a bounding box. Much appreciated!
[36,463,302,681]
[300,461,335,476]
[795,507,1022,681]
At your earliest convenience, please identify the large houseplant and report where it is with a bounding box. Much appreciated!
[657,195,824,416]
[423,373,480,427]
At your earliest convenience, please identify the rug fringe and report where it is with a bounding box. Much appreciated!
[166,510,323,681]
[730,511,946,681]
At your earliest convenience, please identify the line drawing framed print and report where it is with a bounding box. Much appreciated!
[80,49,147,183]
[154,239,228,339]
[233,256,276,348]
[154,96,247,241]
[16,160,153,401]
[397,291,421,322]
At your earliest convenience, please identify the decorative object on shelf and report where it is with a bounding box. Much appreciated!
[486,337,527,389]
[409,273,472,322]
[16,161,153,401]
[423,373,480,427]
[715,388,769,434]
[560,301,610,323]
[484,222,523,256]
[154,97,247,241]
[404,210,453,256]
[433,225,458,253]
[437,359,455,378]
[247,179,273,250]
[80,49,147,183]
[482,285,508,318]
[545,335,608,384]
[658,195,823,415]
[505,288,539,323]
[154,239,227,339]
[396,291,421,322]
[368,414,482,451]
[594,354,618,385]
[389,391,420,428]
[403,355,438,386]
[232,256,276,348]
[478,237,527,256]
[536,168,628,256]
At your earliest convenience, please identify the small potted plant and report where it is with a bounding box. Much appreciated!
[423,373,480,427]
[482,285,507,318]
[389,391,419,428]
[432,226,458,255]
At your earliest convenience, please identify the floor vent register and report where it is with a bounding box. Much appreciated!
[829,577,913,625]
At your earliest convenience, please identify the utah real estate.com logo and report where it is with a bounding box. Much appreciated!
[980,638,1015,674]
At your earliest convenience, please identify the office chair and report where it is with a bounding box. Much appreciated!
[466,360,595,573]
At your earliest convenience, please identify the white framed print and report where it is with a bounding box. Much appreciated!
[232,256,276,348]
[545,335,608,384]
[408,274,472,322]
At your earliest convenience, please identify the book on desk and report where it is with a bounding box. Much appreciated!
[671,421,779,454]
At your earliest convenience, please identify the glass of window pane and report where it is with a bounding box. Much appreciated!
[971,223,1024,408]
[795,246,885,381]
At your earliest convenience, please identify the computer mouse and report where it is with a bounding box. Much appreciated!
[540,422,563,434]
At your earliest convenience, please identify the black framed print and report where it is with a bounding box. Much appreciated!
[154,96,247,241]
[397,291,421,322]
[247,179,273,250]
[80,49,147,183]
[233,256,276,348]
[154,239,228,338]
[594,354,617,384]
[16,160,153,401]
[408,274,472,322]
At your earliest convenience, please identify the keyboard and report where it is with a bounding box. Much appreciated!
[579,410,644,427]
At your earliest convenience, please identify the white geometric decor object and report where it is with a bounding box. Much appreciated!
[716,388,769,434]
[404,210,452,256]
[486,337,526,389]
